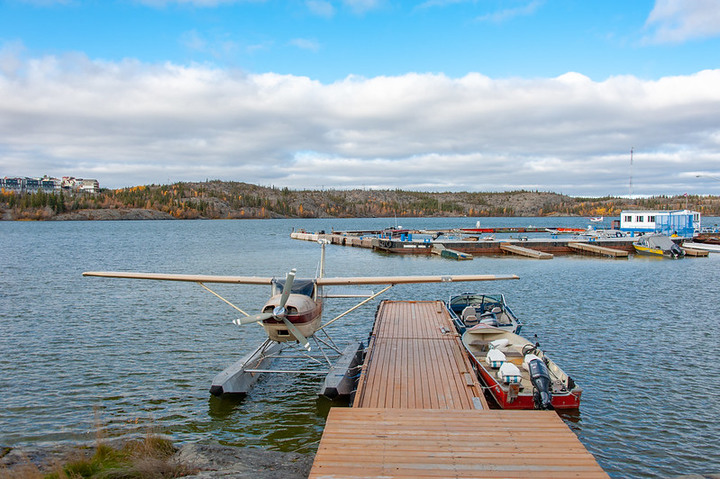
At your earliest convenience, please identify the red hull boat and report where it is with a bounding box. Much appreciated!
[461,325,582,410]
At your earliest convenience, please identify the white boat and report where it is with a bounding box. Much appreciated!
[589,216,603,222]
[682,241,720,253]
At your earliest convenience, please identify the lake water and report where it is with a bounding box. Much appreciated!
[1,217,719,478]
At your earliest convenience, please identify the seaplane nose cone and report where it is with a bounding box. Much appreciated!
[273,305,286,317]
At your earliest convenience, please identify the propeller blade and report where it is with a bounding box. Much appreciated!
[281,317,311,351]
[234,312,273,325]
[278,268,296,308]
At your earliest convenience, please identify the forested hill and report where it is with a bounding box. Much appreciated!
[2,181,719,220]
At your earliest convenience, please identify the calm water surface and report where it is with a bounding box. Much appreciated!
[1,217,719,478]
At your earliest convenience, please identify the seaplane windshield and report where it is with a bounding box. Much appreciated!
[272,278,315,297]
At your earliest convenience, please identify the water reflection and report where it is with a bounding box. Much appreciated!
[207,394,246,420]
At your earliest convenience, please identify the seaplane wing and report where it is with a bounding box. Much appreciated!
[83,271,519,285]
[82,271,274,284]
[316,274,519,286]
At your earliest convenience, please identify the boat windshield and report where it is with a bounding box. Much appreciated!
[449,294,504,314]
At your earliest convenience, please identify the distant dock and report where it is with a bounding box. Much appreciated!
[309,301,608,478]
[291,229,638,259]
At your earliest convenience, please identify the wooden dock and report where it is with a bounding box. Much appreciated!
[500,243,554,259]
[568,242,629,258]
[309,301,608,478]
[311,408,609,478]
[352,301,486,410]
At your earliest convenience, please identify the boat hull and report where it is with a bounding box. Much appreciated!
[462,327,582,410]
[633,244,684,258]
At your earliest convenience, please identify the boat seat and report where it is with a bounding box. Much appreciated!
[486,349,506,368]
[461,306,477,321]
[469,340,490,351]
[503,350,523,358]
[464,315,479,326]
[497,362,522,384]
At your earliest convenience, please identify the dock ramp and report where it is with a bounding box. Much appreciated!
[432,244,473,260]
[681,246,710,257]
[500,243,553,259]
[568,242,629,258]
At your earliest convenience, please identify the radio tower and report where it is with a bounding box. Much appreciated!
[629,147,633,199]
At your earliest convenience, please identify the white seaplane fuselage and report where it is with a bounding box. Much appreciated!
[260,293,323,342]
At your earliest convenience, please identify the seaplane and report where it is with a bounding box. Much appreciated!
[84,242,518,398]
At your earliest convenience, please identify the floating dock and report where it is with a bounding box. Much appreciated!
[291,229,706,260]
[681,245,711,257]
[290,230,639,258]
[568,242,629,258]
[433,244,473,260]
[500,243,554,259]
[309,301,608,478]
[312,408,609,478]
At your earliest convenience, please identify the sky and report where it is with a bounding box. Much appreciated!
[1,0,720,196]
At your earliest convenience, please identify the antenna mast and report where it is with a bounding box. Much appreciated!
[629,147,634,199]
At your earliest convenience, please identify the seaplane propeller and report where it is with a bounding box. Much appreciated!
[232,269,311,350]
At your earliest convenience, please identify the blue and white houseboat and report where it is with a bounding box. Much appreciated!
[619,209,701,238]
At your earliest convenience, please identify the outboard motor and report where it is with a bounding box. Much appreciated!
[670,243,683,258]
[527,358,554,410]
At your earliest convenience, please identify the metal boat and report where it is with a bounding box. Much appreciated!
[461,326,582,410]
[446,293,522,334]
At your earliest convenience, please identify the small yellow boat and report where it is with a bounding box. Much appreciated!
[633,234,685,258]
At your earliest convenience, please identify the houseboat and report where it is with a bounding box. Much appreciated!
[619,209,701,238]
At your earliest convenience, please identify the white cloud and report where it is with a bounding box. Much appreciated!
[289,38,321,52]
[644,0,720,44]
[134,0,258,6]
[0,46,719,195]
[306,0,335,18]
[475,0,543,23]
[342,0,384,14]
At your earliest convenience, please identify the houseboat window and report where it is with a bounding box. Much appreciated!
[648,216,655,222]
[624,215,632,222]
[636,216,644,222]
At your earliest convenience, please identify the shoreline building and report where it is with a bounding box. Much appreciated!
[1,176,99,193]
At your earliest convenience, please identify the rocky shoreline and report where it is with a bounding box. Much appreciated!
[4,440,720,478]
[0,441,313,478]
